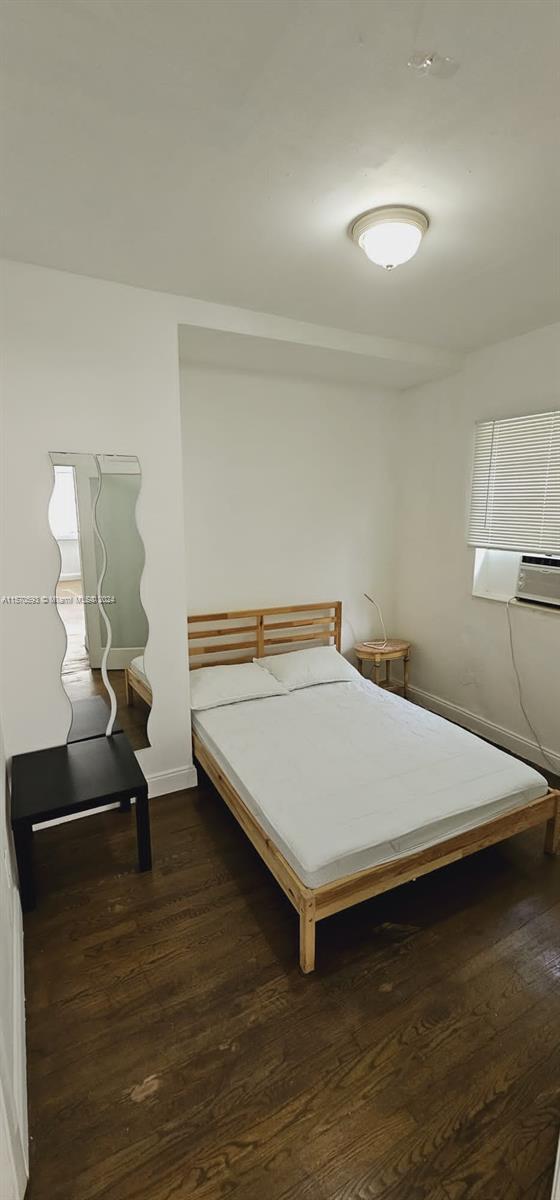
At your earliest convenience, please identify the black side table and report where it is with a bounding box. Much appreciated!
[11,732,151,912]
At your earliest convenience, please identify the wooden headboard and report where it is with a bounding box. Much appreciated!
[188,601,342,668]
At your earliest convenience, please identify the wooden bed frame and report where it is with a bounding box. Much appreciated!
[131,600,560,972]
[125,665,152,710]
[188,601,560,972]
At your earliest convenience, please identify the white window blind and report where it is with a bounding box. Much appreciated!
[468,409,560,554]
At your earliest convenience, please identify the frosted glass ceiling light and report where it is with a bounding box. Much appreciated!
[350,206,429,270]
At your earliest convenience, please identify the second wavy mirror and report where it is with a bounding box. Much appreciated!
[48,452,151,749]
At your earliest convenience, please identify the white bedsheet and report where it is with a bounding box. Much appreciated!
[193,680,548,888]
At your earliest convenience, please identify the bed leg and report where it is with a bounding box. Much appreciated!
[299,899,316,974]
[545,800,560,856]
[125,670,132,706]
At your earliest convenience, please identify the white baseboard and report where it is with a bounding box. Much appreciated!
[34,804,121,830]
[146,762,198,797]
[89,646,145,670]
[34,762,198,828]
[408,685,560,772]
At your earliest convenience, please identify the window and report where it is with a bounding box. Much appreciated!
[468,409,560,555]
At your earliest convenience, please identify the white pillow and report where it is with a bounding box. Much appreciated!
[255,646,360,691]
[189,662,288,711]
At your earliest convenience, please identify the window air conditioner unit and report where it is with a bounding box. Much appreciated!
[516,555,560,608]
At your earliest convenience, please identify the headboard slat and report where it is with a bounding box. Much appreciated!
[188,601,340,622]
[264,630,333,648]
[264,616,336,632]
[192,639,258,656]
[188,623,257,640]
[188,601,342,668]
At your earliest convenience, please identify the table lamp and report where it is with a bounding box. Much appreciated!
[363,593,389,649]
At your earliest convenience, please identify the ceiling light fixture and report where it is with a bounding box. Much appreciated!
[350,205,429,270]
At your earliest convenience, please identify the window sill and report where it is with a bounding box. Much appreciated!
[472,593,559,615]
[472,548,560,615]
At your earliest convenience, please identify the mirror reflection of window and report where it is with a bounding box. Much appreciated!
[48,452,151,750]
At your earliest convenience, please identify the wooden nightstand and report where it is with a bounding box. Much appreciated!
[354,639,411,699]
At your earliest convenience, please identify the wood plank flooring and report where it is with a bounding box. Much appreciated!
[24,773,560,1200]
[64,664,150,750]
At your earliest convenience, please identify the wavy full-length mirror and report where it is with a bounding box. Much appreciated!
[48,452,151,749]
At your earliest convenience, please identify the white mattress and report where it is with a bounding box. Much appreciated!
[193,680,548,889]
[129,655,147,682]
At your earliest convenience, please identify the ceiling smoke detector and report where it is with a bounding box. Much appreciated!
[350,205,429,271]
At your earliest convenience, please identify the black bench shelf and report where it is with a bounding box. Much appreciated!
[11,732,151,912]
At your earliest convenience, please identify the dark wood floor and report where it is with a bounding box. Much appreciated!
[24,772,560,1200]
[64,663,150,751]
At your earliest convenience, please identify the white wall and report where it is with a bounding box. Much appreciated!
[0,257,451,786]
[0,261,194,794]
[0,403,28,1197]
[2,258,558,785]
[0,718,27,1200]
[181,365,399,649]
[396,322,560,769]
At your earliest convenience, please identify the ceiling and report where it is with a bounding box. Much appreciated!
[178,325,456,390]
[1,0,559,354]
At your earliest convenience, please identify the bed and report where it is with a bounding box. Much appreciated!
[125,656,152,709]
[188,601,559,972]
